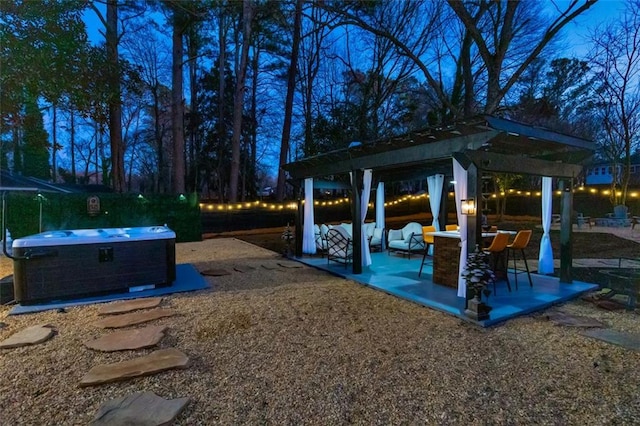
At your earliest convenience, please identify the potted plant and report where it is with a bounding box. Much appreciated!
[281,223,294,257]
[461,245,495,321]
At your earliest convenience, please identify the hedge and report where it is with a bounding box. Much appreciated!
[2,192,202,242]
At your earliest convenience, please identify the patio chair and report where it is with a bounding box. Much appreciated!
[314,224,329,256]
[365,223,385,252]
[576,213,592,229]
[418,225,436,277]
[387,222,425,259]
[605,205,631,227]
[326,226,353,267]
[483,232,511,294]
[505,229,533,289]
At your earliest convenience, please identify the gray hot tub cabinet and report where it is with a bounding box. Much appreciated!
[12,227,176,305]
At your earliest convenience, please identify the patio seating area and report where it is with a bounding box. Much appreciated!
[297,251,598,327]
[594,205,633,227]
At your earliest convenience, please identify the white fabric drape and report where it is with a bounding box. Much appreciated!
[376,181,385,249]
[427,174,444,256]
[361,170,373,266]
[538,176,554,274]
[427,174,444,231]
[302,178,316,254]
[453,159,468,297]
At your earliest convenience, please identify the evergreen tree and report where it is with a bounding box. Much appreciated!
[22,96,50,179]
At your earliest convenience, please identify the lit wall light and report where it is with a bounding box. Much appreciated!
[461,198,476,215]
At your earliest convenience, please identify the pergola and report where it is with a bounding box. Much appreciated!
[283,115,595,283]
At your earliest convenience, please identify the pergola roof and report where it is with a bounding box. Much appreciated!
[283,115,595,182]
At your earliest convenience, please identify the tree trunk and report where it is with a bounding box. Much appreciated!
[12,117,21,173]
[187,29,199,193]
[51,104,57,182]
[70,110,76,184]
[153,86,164,192]
[172,14,186,194]
[229,0,253,202]
[106,0,124,192]
[217,12,227,201]
[276,0,303,201]
[250,42,259,196]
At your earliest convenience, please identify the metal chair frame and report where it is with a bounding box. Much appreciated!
[505,230,533,289]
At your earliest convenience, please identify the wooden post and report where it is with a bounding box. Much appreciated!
[559,178,573,283]
[466,163,482,253]
[294,184,303,258]
[351,169,363,274]
[439,178,448,229]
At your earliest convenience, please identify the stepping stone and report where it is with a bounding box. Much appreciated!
[0,324,55,349]
[200,268,231,276]
[594,299,626,311]
[261,264,280,270]
[94,309,176,329]
[80,348,190,387]
[233,265,255,273]
[278,262,303,269]
[91,391,189,426]
[545,311,608,328]
[98,297,163,315]
[84,325,168,352]
[582,329,640,351]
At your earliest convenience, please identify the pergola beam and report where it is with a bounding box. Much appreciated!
[285,131,499,179]
[462,151,583,178]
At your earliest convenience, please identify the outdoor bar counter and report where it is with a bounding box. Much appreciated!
[426,230,516,289]
[428,231,464,289]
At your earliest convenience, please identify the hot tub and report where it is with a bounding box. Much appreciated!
[12,226,176,305]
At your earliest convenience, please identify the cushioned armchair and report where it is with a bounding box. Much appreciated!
[327,226,353,267]
[314,224,329,256]
[387,222,425,259]
[363,223,385,252]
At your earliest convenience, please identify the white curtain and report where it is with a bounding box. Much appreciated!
[302,178,316,254]
[361,170,373,266]
[426,174,444,256]
[376,181,385,249]
[427,174,444,231]
[538,176,554,274]
[453,159,468,297]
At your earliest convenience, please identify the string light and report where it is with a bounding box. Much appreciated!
[196,185,639,212]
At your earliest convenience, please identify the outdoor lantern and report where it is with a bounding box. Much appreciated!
[461,198,476,215]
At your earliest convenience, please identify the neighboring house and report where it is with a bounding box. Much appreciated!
[584,162,640,186]
[0,171,112,193]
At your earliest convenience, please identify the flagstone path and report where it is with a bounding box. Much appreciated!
[582,328,640,351]
[545,310,608,328]
[80,348,190,387]
[97,297,163,315]
[84,325,168,352]
[93,308,177,329]
[91,391,189,426]
[0,324,55,349]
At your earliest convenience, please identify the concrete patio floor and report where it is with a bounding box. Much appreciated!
[296,251,599,327]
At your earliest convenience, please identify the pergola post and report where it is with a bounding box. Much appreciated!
[466,163,482,253]
[559,178,573,283]
[294,182,303,258]
[439,177,448,227]
[351,169,363,274]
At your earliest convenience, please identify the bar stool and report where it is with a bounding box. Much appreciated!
[506,230,533,289]
[483,232,511,294]
[445,224,458,231]
[418,225,436,277]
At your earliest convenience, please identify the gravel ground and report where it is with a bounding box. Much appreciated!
[1,238,640,425]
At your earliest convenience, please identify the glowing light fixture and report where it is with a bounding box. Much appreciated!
[461,198,476,215]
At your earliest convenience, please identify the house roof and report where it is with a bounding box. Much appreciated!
[283,115,595,182]
[0,172,113,193]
